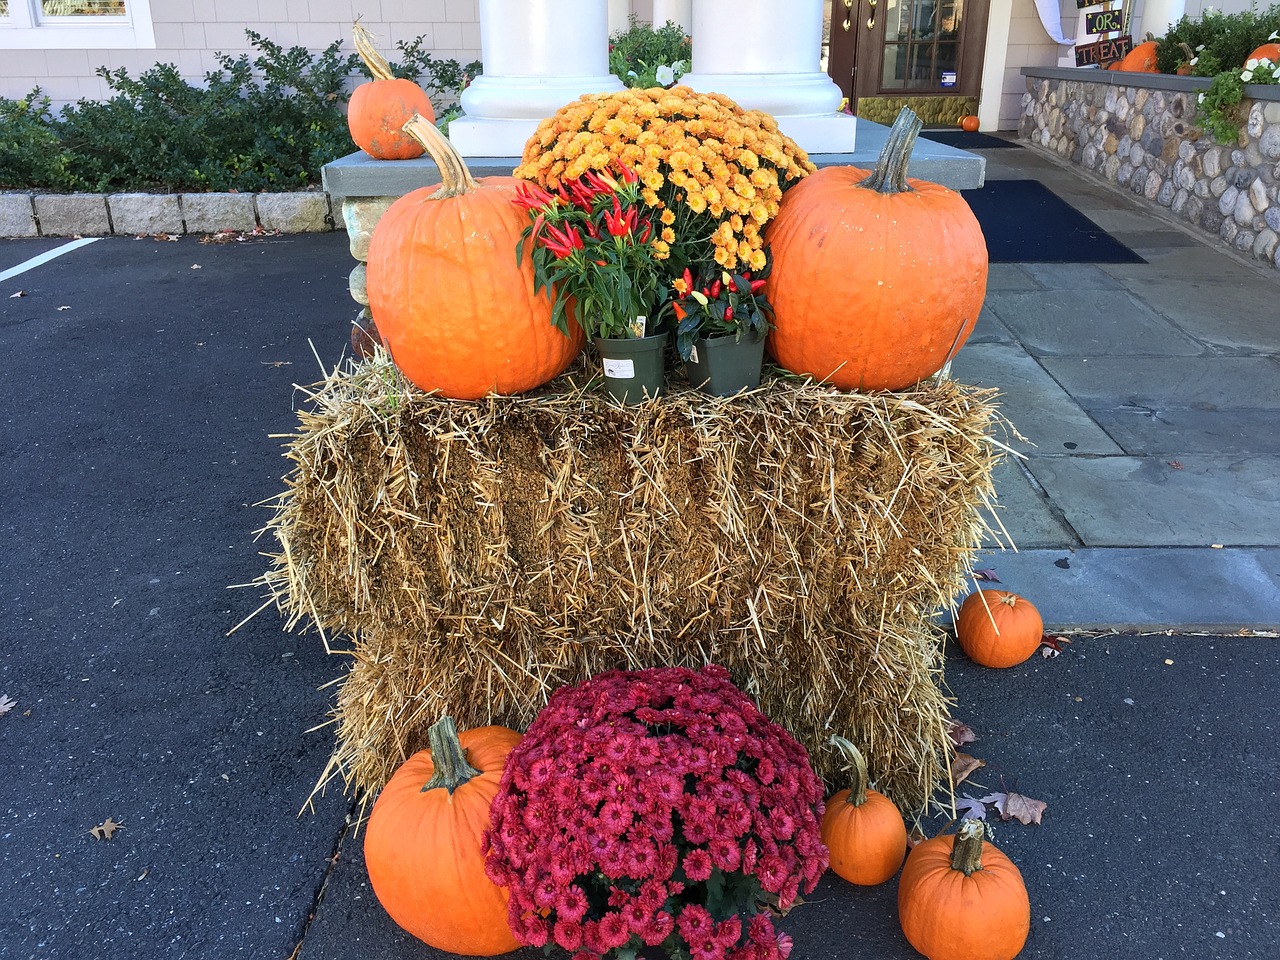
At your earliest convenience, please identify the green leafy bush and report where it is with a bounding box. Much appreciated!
[1155,5,1280,74]
[0,30,483,193]
[609,16,691,88]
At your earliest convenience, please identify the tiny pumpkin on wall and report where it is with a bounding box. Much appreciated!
[954,589,1043,668]
[348,20,436,160]
[364,717,523,955]
[959,114,980,132]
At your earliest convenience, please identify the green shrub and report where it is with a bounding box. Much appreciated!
[0,29,484,193]
[609,16,691,88]
[1155,4,1280,74]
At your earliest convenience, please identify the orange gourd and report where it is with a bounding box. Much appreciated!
[1246,43,1280,64]
[898,820,1030,960]
[348,21,436,160]
[765,107,987,391]
[364,717,522,955]
[955,589,1043,668]
[959,115,980,132]
[820,737,908,885]
[1117,40,1159,72]
[367,115,583,398]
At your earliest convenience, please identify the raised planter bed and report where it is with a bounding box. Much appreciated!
[1020,65,1280,272]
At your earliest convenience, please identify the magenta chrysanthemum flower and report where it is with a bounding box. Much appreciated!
[486,664,827,960]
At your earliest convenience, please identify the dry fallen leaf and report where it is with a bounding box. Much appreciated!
[951,752,986,787]
[57,305,71,311]
[90,817,123,841]
[956,795,988,820]
[190,263,202,270]
[981,790,1048,825]
[1040,634,1072,659]
[8,290,26,298]
[1167,460,1184,469]
[947,720,978,747]
[973,568,1001,583]
[906,826,927,850]
[0,694,15,716]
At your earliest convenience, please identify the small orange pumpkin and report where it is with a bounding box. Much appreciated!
[348,21,436,160]
[820,737,908,886]
[959,115,980,133]
[364,717,522,955]
[1246,43,1280,64]
[765,107,988,391]
[367,115,583,398]
[1116,40,1159,72]
[898,819,1030,960]
[955,589,1043,668]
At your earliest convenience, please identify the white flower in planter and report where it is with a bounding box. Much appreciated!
[1241,70,1254,82]
[655,63,676,86]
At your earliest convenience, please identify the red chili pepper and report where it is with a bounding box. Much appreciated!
[710,279,722,299]
[749,279,767,293]
[683,267,693,292]
[724,306,734,321]
[614,162,638,185]
[637,220,652,244]
[584,218,599,239]
[604,197,633,237]
[595,259,608,267]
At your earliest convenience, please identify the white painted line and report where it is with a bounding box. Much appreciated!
[0,237,102,284]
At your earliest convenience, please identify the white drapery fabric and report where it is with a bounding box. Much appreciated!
[1034,0,1076,45]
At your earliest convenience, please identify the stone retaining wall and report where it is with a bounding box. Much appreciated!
[0,190,335,238]
[1020,67,1280,273]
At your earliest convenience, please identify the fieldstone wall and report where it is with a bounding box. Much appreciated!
[1020,70,1280,272]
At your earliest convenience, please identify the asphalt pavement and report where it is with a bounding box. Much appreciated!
[2,139,1278,960]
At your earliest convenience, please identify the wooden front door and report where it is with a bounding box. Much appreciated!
[826,0,991,114]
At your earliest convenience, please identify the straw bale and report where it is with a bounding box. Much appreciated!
[257,353,1011,814]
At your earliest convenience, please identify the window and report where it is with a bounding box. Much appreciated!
[0,0,154,48]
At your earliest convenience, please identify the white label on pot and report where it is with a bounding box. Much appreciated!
[603,358,635,378]
[688,344,699,364]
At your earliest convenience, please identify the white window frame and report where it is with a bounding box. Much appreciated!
[0,0,155,49]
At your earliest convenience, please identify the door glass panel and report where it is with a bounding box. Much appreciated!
[41,1,126,14]
[877,0,965,91]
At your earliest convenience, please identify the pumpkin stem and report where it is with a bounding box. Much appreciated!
[402,114,480,199]
[353,19,397,82]
[950,818,986,876]
[859,107,923,195]
[829,735,871,807]
[423,716,483,794]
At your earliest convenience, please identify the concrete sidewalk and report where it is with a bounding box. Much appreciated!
[952,142,1280,631]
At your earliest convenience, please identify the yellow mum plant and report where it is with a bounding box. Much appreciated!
[515,86,814,275]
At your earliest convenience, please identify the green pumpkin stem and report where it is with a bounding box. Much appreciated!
[402,114,480,199]
[950,818,987,876]
[829,735,871,808]
[859,106,924,195]
[353,19,396,82]
[422,716,482,794]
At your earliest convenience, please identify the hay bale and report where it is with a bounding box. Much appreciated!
[258,353,1010,814]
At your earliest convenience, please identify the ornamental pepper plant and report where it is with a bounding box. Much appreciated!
[671,262,773,361]
[484,664,829,960]
[514,163,665,340]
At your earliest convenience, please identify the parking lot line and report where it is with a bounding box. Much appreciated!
[0,237,101,283]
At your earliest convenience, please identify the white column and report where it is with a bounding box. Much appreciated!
[608,0,630,35]
[652,0,692,31]
[679,0,855,153]
[448,0,625,158]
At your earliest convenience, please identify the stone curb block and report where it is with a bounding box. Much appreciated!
[34,194,111,237]
[2,192,337,239]
[180,192,257,235]
[109,193,183,235]
[0,194,38,238]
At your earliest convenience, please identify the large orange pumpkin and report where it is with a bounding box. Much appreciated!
[954,589,1043,668]
[898,819,1030,960]
[367,115,583,398]
[1246,43,1280,64]
[364,717,522,955]
[1116,40,1159,72]
[820,736,908,885]
[348,21,436,160]
[765,107,988,391]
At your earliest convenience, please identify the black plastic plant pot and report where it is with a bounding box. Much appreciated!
[685,331,766,397]
[594,332,669,405]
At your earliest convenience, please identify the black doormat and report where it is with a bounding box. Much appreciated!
[959,179,1146,264]
[922,129,1022,149]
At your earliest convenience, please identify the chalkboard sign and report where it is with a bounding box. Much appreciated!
[1077,0,1104,8]
[1085,8,1124,34]
[1075,34,1133,66]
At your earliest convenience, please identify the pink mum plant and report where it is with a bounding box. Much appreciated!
[485,664,828,960]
